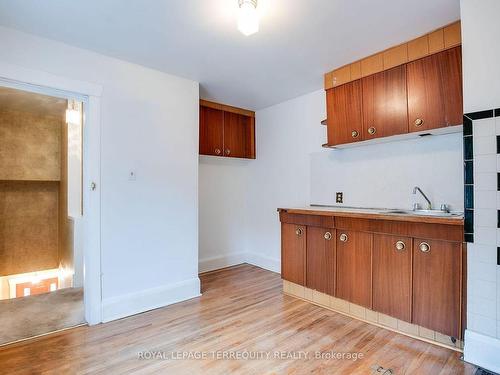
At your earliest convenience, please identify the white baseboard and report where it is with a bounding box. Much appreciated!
[102,277,201,323]
[199,252,248,273]
[245,252,280,273]
[199,252,280,274]
[464,329,500,373]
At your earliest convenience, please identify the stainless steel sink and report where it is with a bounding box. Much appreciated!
[382,209,462,217]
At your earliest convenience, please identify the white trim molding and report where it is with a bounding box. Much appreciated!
[245,252,280,273]
[0,62,103,325]
[102,278,201,323]
[464,330,500,373]
[199,252,280,274]
[0,61,102,97]
[199,253,248,273]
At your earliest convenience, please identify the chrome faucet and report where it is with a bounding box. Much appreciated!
[413,186,432,210]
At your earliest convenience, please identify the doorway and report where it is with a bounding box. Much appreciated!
[0,86,86,344]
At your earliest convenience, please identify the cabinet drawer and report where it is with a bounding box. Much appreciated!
[334,217,463,242]
[279,212,334,228]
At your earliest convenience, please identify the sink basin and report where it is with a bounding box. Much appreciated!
[382,209,462,217]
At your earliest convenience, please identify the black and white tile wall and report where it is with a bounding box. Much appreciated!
[463,109,500,338]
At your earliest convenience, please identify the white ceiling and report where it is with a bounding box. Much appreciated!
[0,0,460,110]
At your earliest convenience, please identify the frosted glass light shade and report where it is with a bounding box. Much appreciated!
[238,0,259,36]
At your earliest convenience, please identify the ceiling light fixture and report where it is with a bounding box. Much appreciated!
[238,0,259,36]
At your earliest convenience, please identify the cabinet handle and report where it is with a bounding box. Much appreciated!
[295,228,303,236]
[215,148,221,155]
[339,233,348,242]
[225,149,231,155]
[368,126,376,135]
[419,242,430,253]
[395,240,406,251]
[351,130,359,138]
[414,118,424,127]
[324,232,332,240]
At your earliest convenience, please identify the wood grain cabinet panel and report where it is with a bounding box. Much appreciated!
[326,81,363,146]
[306,227,335,296]
[336,230,372,308]
[223,111,255,159]
[372,234,412,322]
[362,65,408,139]
[199,101,255,159]
[331,65,351,87]
[412,239,461,338]
[199,105,223,156]
[281,223,306,285]
[407,46,463,132]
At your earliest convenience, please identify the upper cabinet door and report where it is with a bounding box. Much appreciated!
[407,46,463,132]
[199,106,223,156]
[327,80,363,145]
[362,65,408,139]
[223,112,255,159]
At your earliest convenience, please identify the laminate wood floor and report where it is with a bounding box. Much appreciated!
[0,264,476,375]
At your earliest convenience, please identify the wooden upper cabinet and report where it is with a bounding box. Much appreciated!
[281,223,306,285]
[412,239,461,338]
[199,100,255,159]
[407,46,463,132]
[372,234,412,322]
[335,230,372,308]
[306,227,335,296]
[362,65,408,139]
[199,105,223,156]
[326,80,363,145]
[223,111,255,159]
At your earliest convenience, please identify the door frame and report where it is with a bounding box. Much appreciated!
[0,62,103,325]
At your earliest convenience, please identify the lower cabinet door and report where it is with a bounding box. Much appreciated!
[306,227,335,296]
[336,230,372,308]
[281,223,306,285]
[412,239,461,338]
[373,234,412,322]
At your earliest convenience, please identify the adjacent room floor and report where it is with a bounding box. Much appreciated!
[0,265,475,374]
[0,287,85,346]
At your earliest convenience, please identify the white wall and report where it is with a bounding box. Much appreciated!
[199,157,250,271]
[461,0,500,372]
[0,26,200,321]
[199,89,464,272]
[246,90,463,266]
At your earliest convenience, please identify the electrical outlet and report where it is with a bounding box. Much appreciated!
[336,192,343,204]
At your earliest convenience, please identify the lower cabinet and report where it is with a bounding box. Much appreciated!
[412,239,461,338]
[372,234,412,322]
[279,214,464,340]
[281,223,306,285]
[306,227,335,295]
[335,230,372,308]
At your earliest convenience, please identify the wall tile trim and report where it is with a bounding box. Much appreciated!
[464,110,494,120]
[463,107,500,243]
